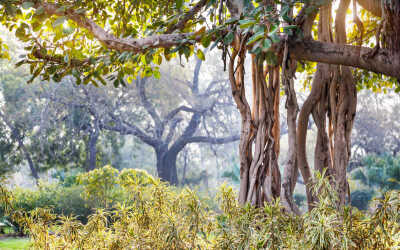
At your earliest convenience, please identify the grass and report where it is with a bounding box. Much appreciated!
[0,238,30,250]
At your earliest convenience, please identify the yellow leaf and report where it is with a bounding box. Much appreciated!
[196,49,205,61]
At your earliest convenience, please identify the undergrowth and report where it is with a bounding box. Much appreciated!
[1,166,399,249]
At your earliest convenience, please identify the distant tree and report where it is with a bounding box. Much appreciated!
[77,54,240,185]
[351,90,400,170]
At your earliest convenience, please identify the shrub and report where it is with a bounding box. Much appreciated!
[1,167,400,249]
[351,190,374,210]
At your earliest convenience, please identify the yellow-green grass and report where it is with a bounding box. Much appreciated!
[0,238,30,250]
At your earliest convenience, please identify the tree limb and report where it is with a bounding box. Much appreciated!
[24,1,200,53]
[101,113,159,147]
[185,135,240,144]
[166,0,209,34]
[289,39,400,79]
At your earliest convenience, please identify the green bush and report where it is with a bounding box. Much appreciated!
[0,166,159,230]
[2,167,400,249]
[3,171,400,248]
[351,190,374,210]
[5,184,92,225]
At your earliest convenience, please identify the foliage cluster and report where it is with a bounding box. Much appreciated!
[352,154,400,192]
[1,166,400,249]
[0,166,155,229]
[350,153,400,210]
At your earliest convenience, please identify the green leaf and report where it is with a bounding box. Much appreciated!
[22,2,34,9]
[262,39,271,51]
[35,6,44,15]
[268,25,279,36]
[183,46,191,60]
[15,60,26,68]
[247,31,264,45]
[196,49,205,61]
[95,75,107,86]
[239,19,256,29]
[176,0,183,10]
[52,17,67,28]
[201,35,211,48]
[281,5,293,23]
[223,32,234,45]
[265,51,277,66]
[153,70,161,79]
[210,37,222,51]
[113,79,120,88]
[225,17,239,24]
[269,33,280,43]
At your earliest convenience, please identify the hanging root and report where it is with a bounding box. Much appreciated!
[353,0,364,47]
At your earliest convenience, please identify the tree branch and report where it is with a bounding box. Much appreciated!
[166,0,209,34]
[100,113,159,147]
[185,135,240,144]
[289,39,400,79]
[136,77,162,137]
[23,1,201,53]
[356,0,382,17]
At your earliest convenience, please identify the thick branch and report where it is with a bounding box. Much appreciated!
[163,106,197,122]
[357,0,382,17]
[185,135,240,144]
[289,39,400,79]
[26,1,199,52]
[136,78,162,137]
[100,114,159,147]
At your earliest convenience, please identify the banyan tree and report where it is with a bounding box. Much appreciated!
[1,0,399,212]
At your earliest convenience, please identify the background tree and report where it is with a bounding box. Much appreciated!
[73,54,240,185]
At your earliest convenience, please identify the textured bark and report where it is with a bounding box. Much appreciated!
[296,2,335,210]
[327,0,357,206]
[231,30,281,206]
[229,35,253,204]
[288,40,400,79]
[281,40,300,215]
[357,0,381,17]
[381,1,400,52]
[312,2,334,177]
[297,64,329,209]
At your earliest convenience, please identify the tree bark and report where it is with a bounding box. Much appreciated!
[330,0,357,207]
[281,41,301,215]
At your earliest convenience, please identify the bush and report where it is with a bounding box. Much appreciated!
[3,184,92,228]
[1,169,400,249]
[351,190,374,210]
[2,167,400,249]
[0,166,159,230]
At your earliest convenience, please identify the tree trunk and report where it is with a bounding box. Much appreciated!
[86,130,99,172]
[230,33,281,207]
[18,139,39,182]
[156,147,179,185]
[329,0,357,206]
[281,44,301,215]
[226,0,400,211]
